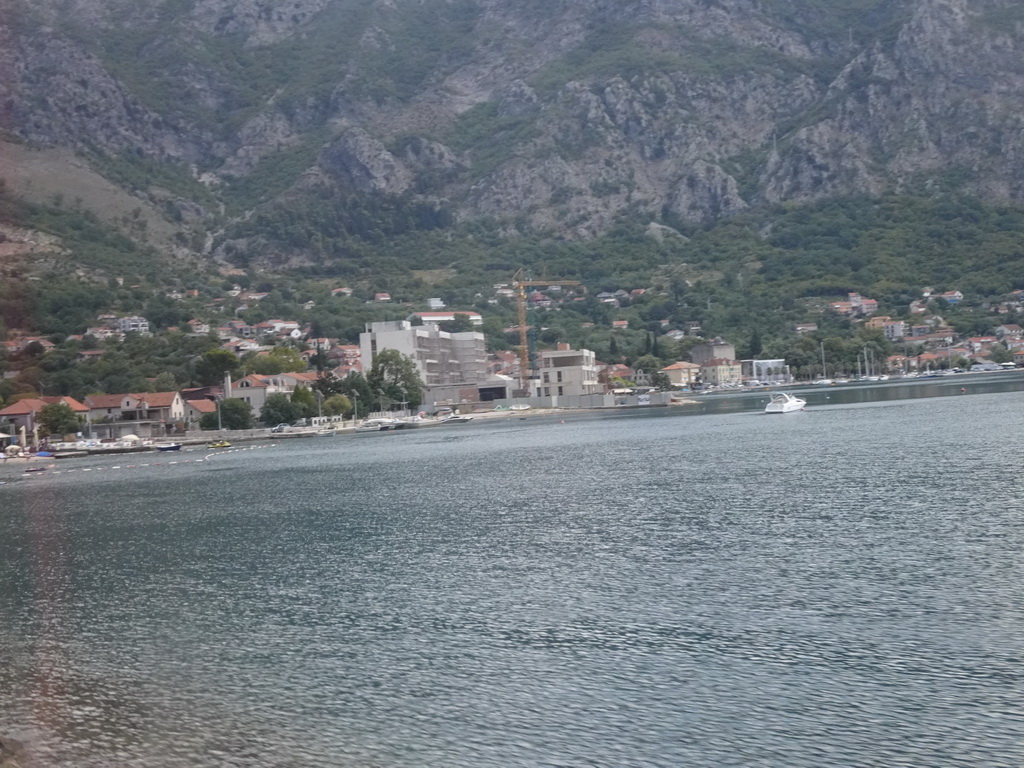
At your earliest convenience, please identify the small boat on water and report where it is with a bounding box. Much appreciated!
[765,392,806,414]
[155,443,182,451]
[207,440,232,449]
[440,414,474,424]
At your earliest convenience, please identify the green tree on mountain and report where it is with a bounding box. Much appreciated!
[247,346,307,375]
[195,349,242,386]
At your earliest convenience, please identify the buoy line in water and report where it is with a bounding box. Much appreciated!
[14,444,274,477]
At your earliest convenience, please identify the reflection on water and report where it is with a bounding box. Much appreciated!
[2,385,1024,766]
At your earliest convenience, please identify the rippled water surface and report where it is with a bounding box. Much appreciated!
[3,389,1024,767]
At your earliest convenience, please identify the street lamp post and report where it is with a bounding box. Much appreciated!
[351,391,359,427]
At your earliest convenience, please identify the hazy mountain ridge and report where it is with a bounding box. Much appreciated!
[4,0,1024,267]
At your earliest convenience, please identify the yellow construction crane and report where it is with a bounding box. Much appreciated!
[512,268,581,392]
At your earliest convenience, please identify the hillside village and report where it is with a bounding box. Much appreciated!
[3,278,1024,440]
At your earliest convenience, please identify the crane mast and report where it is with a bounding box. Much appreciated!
[511,268,581,393]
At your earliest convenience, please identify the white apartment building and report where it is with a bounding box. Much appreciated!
[534,345,602,398]
[359,321,487,386]
[231,373,298,413]
[116,315,150,335]
[883,319,907,340]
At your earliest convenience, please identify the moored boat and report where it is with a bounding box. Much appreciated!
[440,414,474,424]
[355,418,402,433]
[155,443,182,451]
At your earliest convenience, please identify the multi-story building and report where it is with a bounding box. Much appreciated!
[700,358,743,386]
[115,315,150,335]
[533,345,602,398]
[882,319,907,340]
[690,337,736,365]
[866,316,907,340]
[660,361,701,387]
[359,320,487,387]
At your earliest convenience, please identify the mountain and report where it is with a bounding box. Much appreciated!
[3,0,1024,272]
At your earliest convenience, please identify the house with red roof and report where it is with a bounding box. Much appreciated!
[279,371,321,388]
[829,301,856,316]
[967,336,998,353]
[82,392,185,438]
[661,361,701,387]
[229,373,306,413]
[184,398,217,426]
[601,363,634,383]
[489,350,519,377]
[0,396,88,433]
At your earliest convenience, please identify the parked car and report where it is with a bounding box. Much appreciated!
[271,423,290,433]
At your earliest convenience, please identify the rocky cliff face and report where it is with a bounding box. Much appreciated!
[4,0,1024,261]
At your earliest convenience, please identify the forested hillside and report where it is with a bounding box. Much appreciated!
[2,0,1024,347]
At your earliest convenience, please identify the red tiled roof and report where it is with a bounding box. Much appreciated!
[38,396,88,412]
[0,398,46,416]
[283,371,319,382]
[85,394,128,409]
[185,399,217,414]
[0,396,88,416]
[136,391,179,408]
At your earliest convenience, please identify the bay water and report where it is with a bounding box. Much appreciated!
[2,383,1024,766]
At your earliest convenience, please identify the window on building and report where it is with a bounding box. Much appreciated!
[557,371,563,383]
[557,386,563,396]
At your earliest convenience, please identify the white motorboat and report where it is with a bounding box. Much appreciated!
[764,392,806,414]
[440,414,474,424]
[355,418,402,433]
[395,414,430,429]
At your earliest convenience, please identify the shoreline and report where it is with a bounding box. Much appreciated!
[0,403,688,474]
